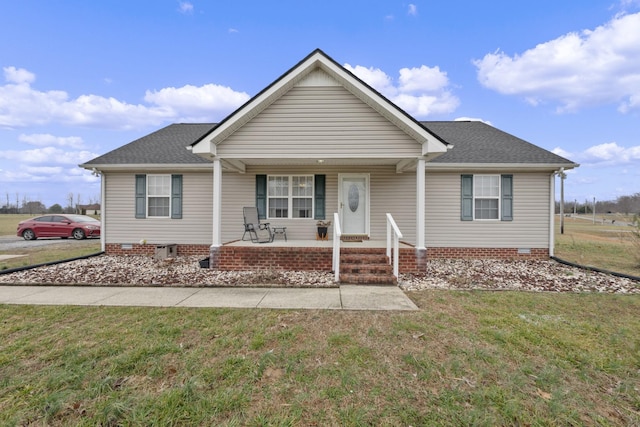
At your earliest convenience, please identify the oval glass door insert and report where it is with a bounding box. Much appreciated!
[348,184,359,212]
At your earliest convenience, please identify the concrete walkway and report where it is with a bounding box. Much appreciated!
[0,285,419,311]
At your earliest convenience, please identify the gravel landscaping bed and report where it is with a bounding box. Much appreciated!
[0,255,638,293]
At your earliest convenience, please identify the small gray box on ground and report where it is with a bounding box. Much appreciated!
[154,244,177,260]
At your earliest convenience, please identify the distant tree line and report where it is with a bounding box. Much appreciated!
[0,192,99,215]
[556,192,640,216]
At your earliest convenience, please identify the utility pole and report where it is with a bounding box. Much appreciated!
[592,197,596,224]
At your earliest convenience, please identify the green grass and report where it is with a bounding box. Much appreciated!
[0,292,639,426]
[555,215,640,276]
[0,240,101,271]
[0,214,33,236]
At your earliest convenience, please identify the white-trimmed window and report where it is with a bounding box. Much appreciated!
[135,174,182,219]
[147,175,171,217]
[268,175,313,219]
[474,175,500,220]
[461,174,513,221]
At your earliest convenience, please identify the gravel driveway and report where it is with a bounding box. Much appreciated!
[0,255,638,294]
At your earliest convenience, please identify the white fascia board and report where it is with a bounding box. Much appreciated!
[191,139,216,156]
[422,139,448,155]
[425,162,580,172]
[79,163,213,172]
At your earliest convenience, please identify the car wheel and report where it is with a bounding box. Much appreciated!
[72,228,86,240]
[22,229,36,241]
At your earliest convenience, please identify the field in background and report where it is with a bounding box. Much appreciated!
[555,214,639,277]
[0,214,101,270]
[0,214,32,236]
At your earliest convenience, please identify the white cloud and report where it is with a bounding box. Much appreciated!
[25,166,63,175]
[0,147,98,165]
[474,12,640,113]
[178,1,193,14]
[554,141,640,166]
[408,4,417,16]
[144,84,250,122]
[228,28,239,33]
[0,67,249,129]
[552,147,573,159]
[19,134,85,149]
[344,63,459,117]
[399,65,449,93]
[3,66,35,84]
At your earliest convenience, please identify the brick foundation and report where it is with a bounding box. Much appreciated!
[426,247,549,259]
[105,243,548,273]
[210,246,334,271]
[105,243,210,257]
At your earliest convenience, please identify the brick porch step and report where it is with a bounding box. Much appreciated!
[339,253,397,286]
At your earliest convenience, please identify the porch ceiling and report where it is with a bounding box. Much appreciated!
[221,157,421,172]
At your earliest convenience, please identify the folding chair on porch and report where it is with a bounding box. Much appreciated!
[242,207,274,243]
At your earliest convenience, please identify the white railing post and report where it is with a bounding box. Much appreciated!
[386,213,403,280]
[332,212,342,283]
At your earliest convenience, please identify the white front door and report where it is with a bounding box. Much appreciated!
[339,174,369,235]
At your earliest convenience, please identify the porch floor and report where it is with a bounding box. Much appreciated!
[224,239,414,249]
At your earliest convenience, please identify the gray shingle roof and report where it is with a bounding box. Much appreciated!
[82,123,216,165]
[82,121,576,167]
[422,121,575,165]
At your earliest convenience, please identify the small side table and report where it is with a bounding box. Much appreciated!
[272,226,287,241]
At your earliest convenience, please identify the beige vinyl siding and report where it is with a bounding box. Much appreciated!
[220,166,417,244]
[105,172,213,245]
[218,86,421,159]
[425,172,550,248]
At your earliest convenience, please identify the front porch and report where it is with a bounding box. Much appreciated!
[210,239,425,278]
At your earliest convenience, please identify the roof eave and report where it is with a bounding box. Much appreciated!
[425,162,580,172]
[79,163,213,172]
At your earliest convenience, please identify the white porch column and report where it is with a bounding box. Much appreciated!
[549,173,555,257]
[100,173,106,252]
[212,158,222,247]
[416,158,426,250]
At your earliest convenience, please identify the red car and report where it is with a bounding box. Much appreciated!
[17,214,101,240]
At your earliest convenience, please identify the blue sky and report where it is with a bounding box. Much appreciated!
[1,0,639,209]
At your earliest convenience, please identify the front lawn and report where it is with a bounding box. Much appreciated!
[1,291,638,426]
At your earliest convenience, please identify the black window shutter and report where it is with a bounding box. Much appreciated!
[171,174,183,219]
[314,174,326,220]
[501,174,513,221]
[135,174,146,219]
[461,175,473,221]
[256,175,267,219]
